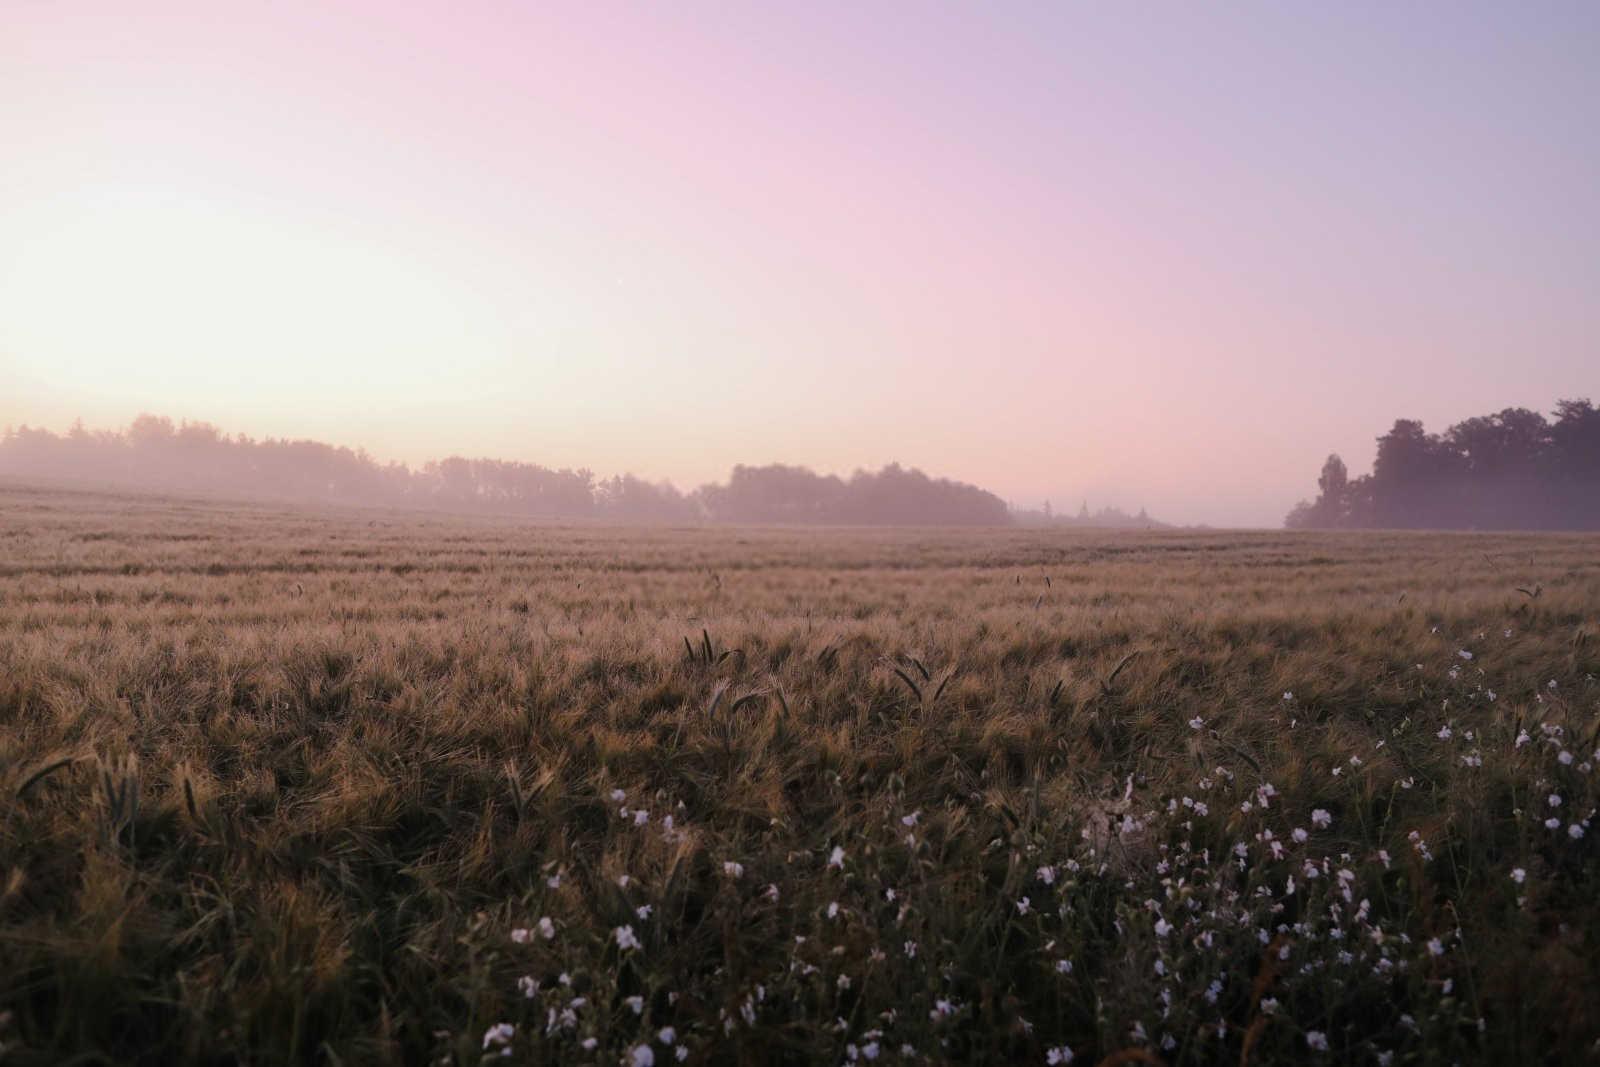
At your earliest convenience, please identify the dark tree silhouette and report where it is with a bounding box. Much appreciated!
[1286,399,1598,530]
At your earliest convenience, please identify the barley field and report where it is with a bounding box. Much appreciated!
[2,483,1598,1065]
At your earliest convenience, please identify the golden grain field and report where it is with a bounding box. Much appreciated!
[2,482,1598,1065]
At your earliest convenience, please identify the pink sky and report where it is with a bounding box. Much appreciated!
[2,2,1596,525]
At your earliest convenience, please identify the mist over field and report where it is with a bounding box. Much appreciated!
[0,413,1179,528]
[0,415,1011,526]
[4,2,1600,1065]
[6,402,1600,530]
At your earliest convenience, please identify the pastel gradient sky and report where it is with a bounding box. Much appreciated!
[2,2,1596,525]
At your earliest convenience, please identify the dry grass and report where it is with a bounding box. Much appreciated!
[1,481,1598,1065]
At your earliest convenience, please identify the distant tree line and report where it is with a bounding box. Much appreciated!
[699,463,1009,525]
[1287,399,1600,530]
[1011,500,1170,530]
[0,415,1010,526]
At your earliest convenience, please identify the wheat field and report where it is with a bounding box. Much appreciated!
[2,482,1598,1065]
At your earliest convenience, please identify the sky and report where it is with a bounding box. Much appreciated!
[2,2,1596,526]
